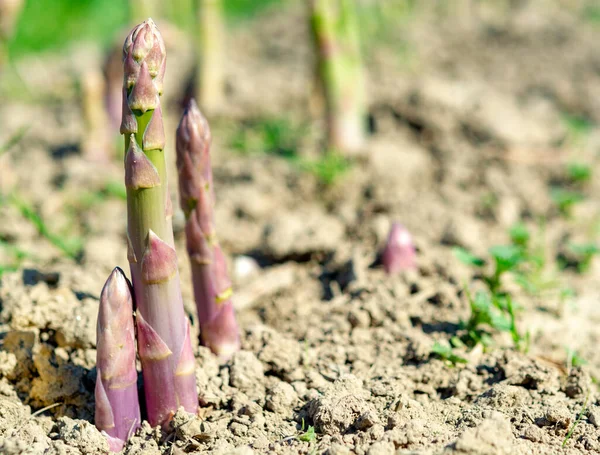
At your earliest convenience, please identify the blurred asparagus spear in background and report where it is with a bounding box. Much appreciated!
[95,268,140,452]
[121,19,198,428]
[128,0,161,23]
[197,0,226,114]
[176,99,240,360]
[382,222,417,275]
[82,69,112,162]
[310,0,367,155]
[0,0,24,69]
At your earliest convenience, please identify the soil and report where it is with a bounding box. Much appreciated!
[2,2,600,454]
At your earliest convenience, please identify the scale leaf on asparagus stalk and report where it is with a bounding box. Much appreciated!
[121,18,198,428]
[176,99,240,360]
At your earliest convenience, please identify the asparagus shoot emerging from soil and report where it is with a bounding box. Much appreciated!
[382,223,416,275]
[197,0,225,114]
[176,98,241,359]
[122,19,198,428]
[82,69,111,162]
[310,0,367,155]
[95,267,141,452]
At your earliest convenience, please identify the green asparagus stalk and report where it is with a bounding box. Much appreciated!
[121,18,198,428]
[176,99,240,359]
[196,0,225,114]
[0,0,24,69]
[310,0,367,155]
[128,0,161,24]
[95,268,141,452]
[82,69,112,162]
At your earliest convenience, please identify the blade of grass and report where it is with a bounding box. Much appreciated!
[562,393,589,447]
[10,195,82,260]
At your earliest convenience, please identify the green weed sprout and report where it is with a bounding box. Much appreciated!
[453,244,524,294]
[431,341,467,366]
[567,162,592,184]
[297,418,317,443]
[550,187,584,217]
[562,394,589,448]
[565,243,600,273]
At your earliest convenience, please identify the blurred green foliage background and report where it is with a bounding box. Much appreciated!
[8,0,284,57]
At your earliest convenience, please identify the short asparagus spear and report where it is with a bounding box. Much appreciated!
[310,0,367,155]
[95,267,141,452]
[176,99,240,360]
[122,19,198,428]
[382,223,417,275]
[196,0,225,114]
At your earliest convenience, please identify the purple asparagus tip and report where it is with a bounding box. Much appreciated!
[382,223,416,275]
[95,267,141,451]
[176,98,241,360]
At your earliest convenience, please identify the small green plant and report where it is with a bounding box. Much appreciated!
[561,113,593,143]
[297,418,317,443]
[0,125,28,156]
[486,245,524,293]
[452,247,485,267]
[230,117,305,159]
[431,341,467,366]
[567,162,592,184]
[565,347,587,369]
[453,245,524,294]
[562,393,589,448]
[550,187,584,217]
[509,222,530,249]
[460,290,507,348]
[299,152,351,186]
[0,238,31,277]
[453,242,529,352]
[565,243,600,273]
[9,195,82,260]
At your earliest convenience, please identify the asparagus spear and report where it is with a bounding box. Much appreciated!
[176,99,240,360]
[95,268,140,452]
[82,69,112,162]
[197,0,225,114]
[0,0,24,69]
[122,19,198,428]
[310,0,367,155]
[382,223,417,275]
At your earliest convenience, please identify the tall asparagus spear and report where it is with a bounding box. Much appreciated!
[310,0,367,155]
[196,0,225,114]
[176,99,240,360]
[121,19,198,428]
[95,268,141,452]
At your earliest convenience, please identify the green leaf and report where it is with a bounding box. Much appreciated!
[489,245,523,273]
[453,247,485,267]
[550,188,584,216]
[509,223,530,248]
[431,341,467,365]
[567,162,592,184]
[568,243,600,257]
